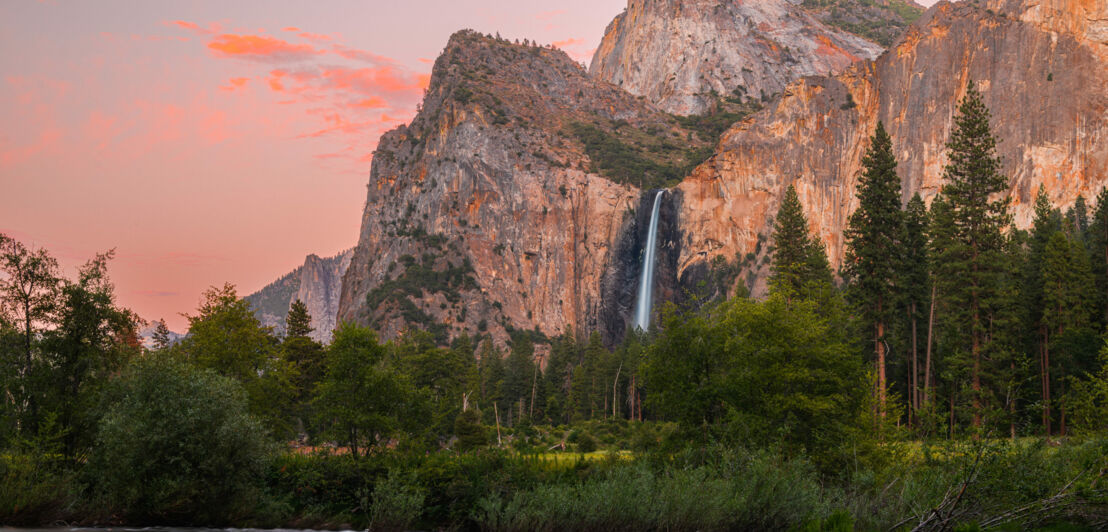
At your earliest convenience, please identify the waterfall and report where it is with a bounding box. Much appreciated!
[633,190,665,331]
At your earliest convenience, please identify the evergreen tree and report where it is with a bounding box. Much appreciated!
[901,194,930,422]
[285,299,313,338]
[1088,188,1108,327]
[843,122,903,421]
[1023,186,1063,434]
[935,81,1011,430]
[1041,230,1096,435]
[771,184,834,303]
[151,319,172,350]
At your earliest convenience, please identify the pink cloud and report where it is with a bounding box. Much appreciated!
[207,34,323,61]
[220,77,250,91]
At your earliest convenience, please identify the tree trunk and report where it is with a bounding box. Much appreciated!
[876,315,887,424]
[612,361,623,420]
[972,305,982,430]
[924,283,937,407]
[1044,328,1052,436]
[911,302,919,426]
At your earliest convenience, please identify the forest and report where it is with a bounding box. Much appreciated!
[2,84,1107,530]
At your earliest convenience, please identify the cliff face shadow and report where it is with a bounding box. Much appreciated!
[598,189,683,347]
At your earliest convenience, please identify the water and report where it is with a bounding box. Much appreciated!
[632,190,665,331]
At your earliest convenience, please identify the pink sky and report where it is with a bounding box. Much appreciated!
[0,0,945,332]
[0,1,623,331]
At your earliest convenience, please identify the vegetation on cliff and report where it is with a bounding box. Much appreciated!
[802,0,924,47]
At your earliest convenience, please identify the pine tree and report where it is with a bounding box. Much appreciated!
[151,318,172,350]
[1024,186,1063,434]
[937,81,1011,430]
[771,184,833,302]
[844,122,903,421]
[1089,188,1108,328]
[286,299,313,339]
[901,194,930,422]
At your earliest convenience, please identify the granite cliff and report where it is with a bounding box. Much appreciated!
[333,0,1107,346]
[245,249,352,343]
[589,0,888,115]
[335,31,718,346]
[676,0,1108,295]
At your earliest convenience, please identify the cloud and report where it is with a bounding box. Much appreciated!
[550,38,595,63]
[169,22,432,166]
[169,20,217,36]
[207,34,323,61]
[220,77,250,91]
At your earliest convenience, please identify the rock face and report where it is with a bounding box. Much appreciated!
[246,249,352,343]
[804,0,926,47]
[589,0,885,115]
[336,31,716,346]
[676,0,1108,295]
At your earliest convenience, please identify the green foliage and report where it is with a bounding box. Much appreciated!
[88,354,270,523]
[178,283,295,439]
[932,81,1013,430]
[646,296,867,469]
[474,448,830,532]
[285,299,314,338]
[314,323,421,457]
[770,185,835,303]
[454,409,487,451]
[369,470,426,532]
[365,245,476,344]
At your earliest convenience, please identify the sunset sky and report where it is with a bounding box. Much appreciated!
[0,0,943,332]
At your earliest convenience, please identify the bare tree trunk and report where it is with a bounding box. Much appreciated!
[972,305,982,431]
[494,403,502,446]
[1044,328,1052,436]
[530,358,539,418]
[612,361,623,419]
[877,315,887,424]
[924,283,937,407]
[912,303,920,424]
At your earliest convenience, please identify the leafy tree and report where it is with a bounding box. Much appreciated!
[313,323,416,457]
[0,233,60,432]
[646,296,866,468]
[391,330,475,441]
[90,353,270,522]
[42,251,140,457]
[843,122,903,421]
[935,81,1011,430]
[179,284,294,438]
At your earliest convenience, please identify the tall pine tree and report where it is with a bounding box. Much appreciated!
[901,194,930,422]
[936,81,1011,430]
[844,122,903,421]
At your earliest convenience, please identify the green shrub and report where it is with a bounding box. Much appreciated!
[369,470,426,532]
[88,355,271,523]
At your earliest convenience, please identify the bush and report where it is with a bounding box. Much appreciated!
[88,355,271,523]
[369,470,426,531]
[576,432,597,453]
